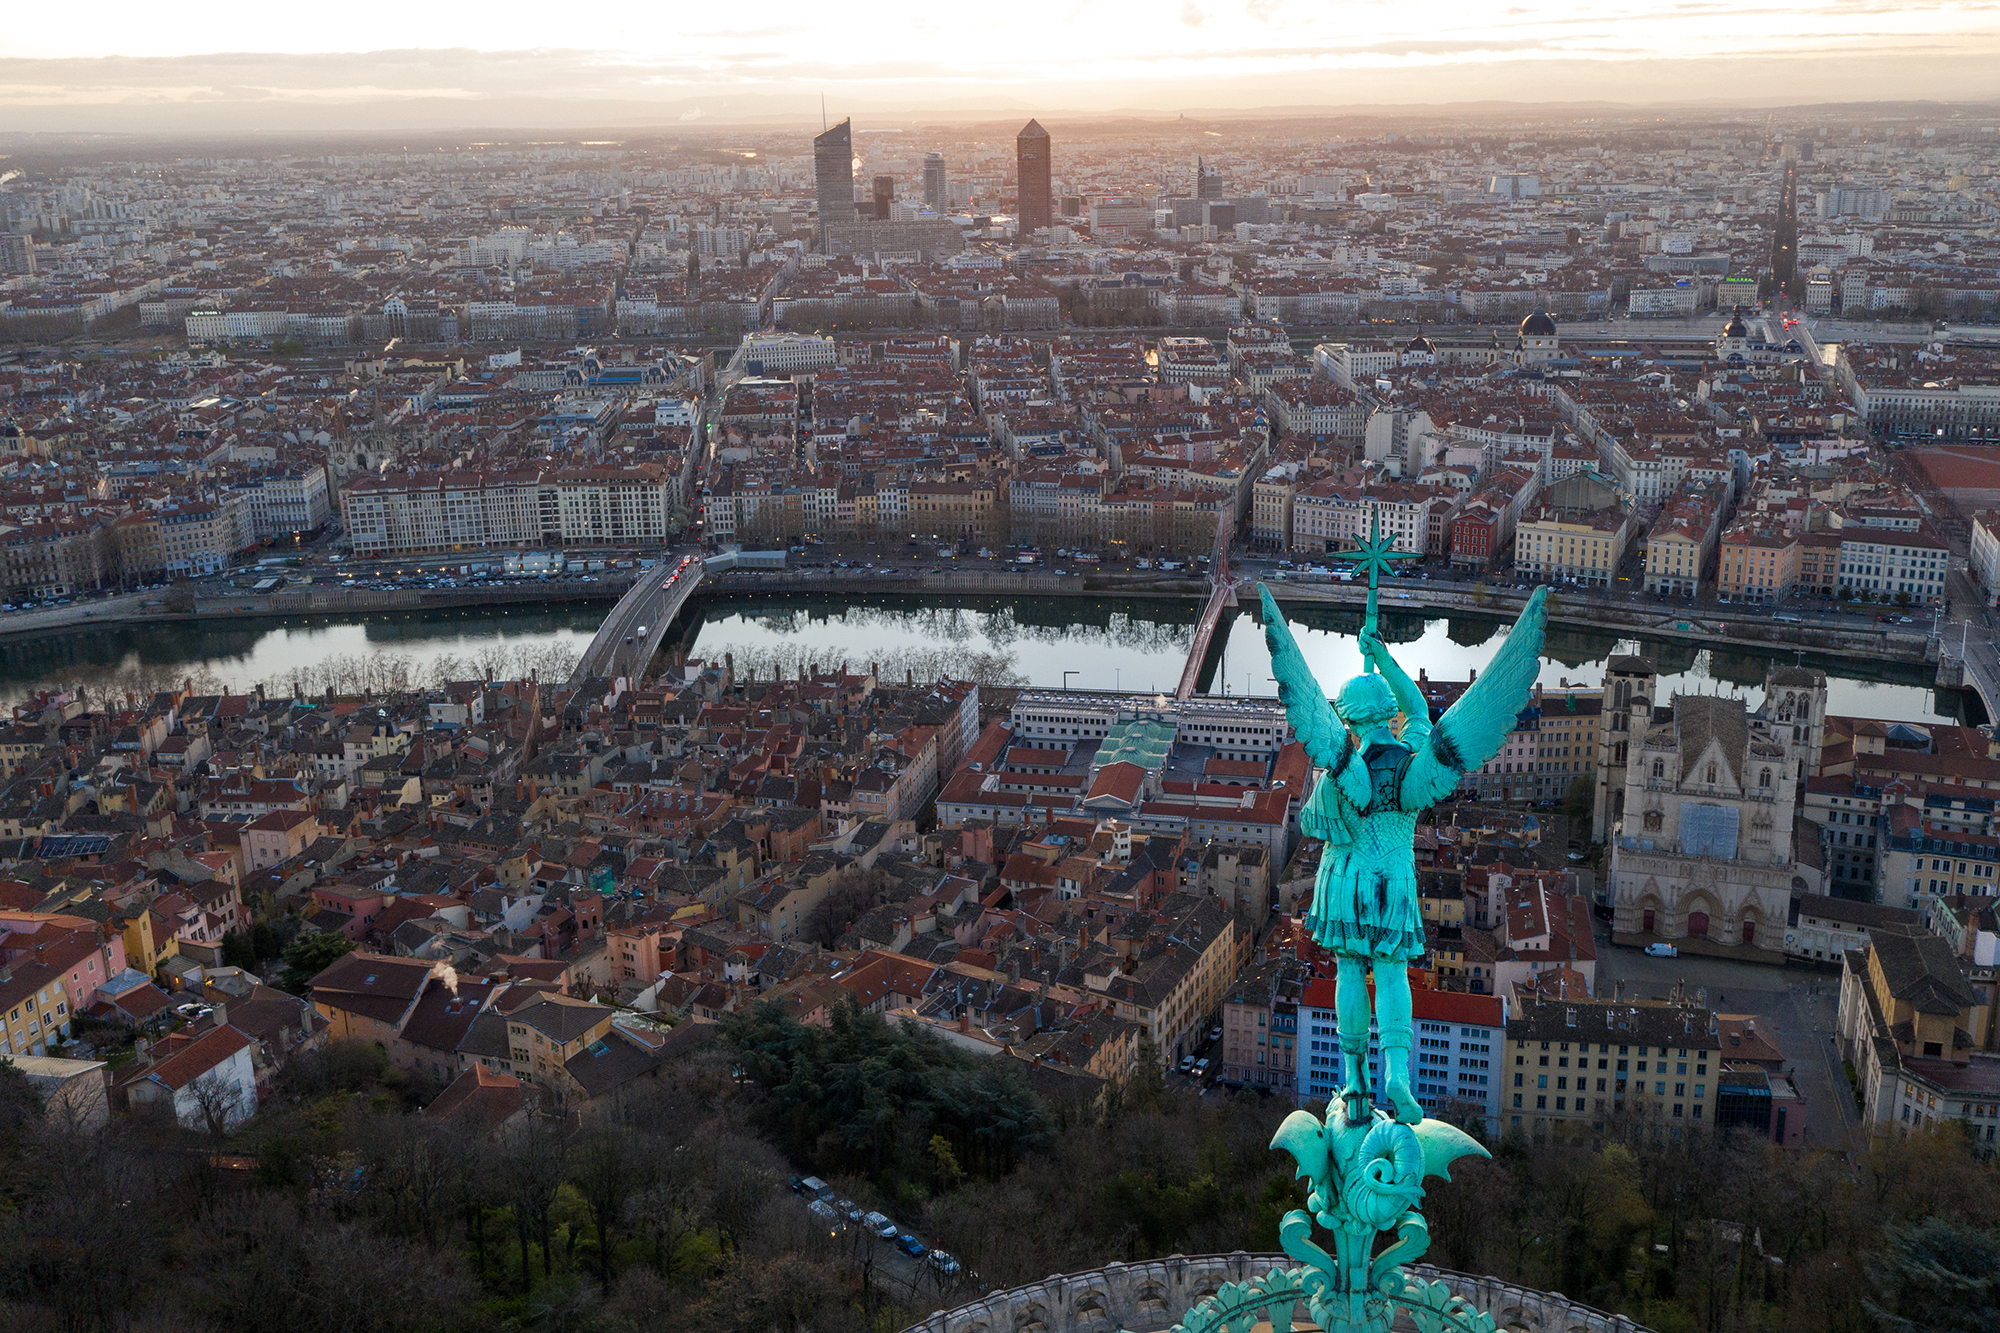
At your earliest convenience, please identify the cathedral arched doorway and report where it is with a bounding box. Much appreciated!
[1688,910,1710,938]
[1742,919,1757,945]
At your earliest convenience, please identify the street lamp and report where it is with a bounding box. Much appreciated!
[1062,670,1077,691]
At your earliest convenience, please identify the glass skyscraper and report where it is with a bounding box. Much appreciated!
[814,118,856,235]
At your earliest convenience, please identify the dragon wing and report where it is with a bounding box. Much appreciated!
[1270,1108,1331,1187]
[1401,586,1548,811]
[1259,584,1344,769]
[1411,1116,1491,1183]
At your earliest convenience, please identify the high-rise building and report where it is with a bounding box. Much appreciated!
[872,175,894,221]
[0,232,33,276]
[923,152,948,211]
[1195,156,1224,201]
[814,118,856,237]
[1016,119,1052,236]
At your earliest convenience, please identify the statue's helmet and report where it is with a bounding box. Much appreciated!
[1334,672,1399,730]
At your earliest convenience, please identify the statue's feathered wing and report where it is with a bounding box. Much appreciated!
[1401,586,1548,811]
[1259,584,1344,769]
[1259,584,1361,853]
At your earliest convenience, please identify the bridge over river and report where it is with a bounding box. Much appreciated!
[568,555,704,687]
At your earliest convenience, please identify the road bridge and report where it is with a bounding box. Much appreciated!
[1174,516,1239,700]
[570,555,703,687]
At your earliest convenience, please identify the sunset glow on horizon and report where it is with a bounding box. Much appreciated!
[3,0,1999,122]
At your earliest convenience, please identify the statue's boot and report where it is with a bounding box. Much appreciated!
[1382,1042,1422,1123]
[1339,1047,1368,1120]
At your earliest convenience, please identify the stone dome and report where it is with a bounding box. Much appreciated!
[1404,332,1435,354]
[1520,308,1558,338]
[1723,306,1751,339]
[901,1254,1657,1333]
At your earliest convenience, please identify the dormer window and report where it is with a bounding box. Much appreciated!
[1705,762,1717,784]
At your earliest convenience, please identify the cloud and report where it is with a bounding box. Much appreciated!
[1181,3,1206,25]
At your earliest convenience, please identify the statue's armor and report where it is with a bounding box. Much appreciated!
[1302,735,1428,963]
[1362,740,1413,816]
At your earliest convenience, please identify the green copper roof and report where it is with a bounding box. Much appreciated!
[1093,717,1175,772]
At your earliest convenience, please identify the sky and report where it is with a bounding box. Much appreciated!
[2,0,1999,133]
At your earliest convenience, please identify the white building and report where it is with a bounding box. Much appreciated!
[1300,979,1505,1134]
[725,331,836,383]
[124,1024,258,1132]
[1836,527,1949,604]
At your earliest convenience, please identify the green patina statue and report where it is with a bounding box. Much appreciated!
[1166,520,1548,1333]
[1261,523,1546,1123]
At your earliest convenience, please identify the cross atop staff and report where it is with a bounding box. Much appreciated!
[1335,511,1421,672]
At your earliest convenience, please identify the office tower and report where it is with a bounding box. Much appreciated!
[872,175,894,221]
[1016,119,1052,236]
[814,118,856,233]
[1195,156,1224,201]
[923,152,947,211]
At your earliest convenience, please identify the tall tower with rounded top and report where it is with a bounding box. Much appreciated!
[1016,119,1052,236]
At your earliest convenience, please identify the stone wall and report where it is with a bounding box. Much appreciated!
[899,1254,1654,1333]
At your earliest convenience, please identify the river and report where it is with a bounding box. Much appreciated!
[0,591,1970,726]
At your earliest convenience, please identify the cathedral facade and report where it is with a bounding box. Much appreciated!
[1608,672,1824,952]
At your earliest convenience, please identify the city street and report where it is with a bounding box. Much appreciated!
[1588,914,1860,1149]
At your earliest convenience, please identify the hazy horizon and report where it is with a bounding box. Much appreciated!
[4,0,2000,138]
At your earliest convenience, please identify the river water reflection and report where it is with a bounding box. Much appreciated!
[0,591,1968,726]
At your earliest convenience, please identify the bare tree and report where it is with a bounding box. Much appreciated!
[572,1121,654,1283]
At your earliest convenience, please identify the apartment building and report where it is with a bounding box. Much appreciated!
[1514,503,1635,587]
[1503,996,1720,1140]
[340,465,674,557]
[1839,932,2000,1139]
[1301,982,1506,1134]
[1643,484,1723,596]
[1836,527,1949,604]
[1219,957,1306,1093]
[1716,522,1799,603]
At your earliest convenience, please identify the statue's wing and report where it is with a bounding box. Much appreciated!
[1411,1116,1491,1183]
[1259,584,1344,769]
[1402,587,1548,811]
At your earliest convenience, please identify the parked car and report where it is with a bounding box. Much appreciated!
[807,1199,840,1228]
[837,1199,864,1223]
[862,1211,897,1239]
[928,1250,962,1276]
[897,1233,927,1257]
[1644,943,1678,958]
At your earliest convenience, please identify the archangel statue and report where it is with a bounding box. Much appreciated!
[1172,525,1548,1333]
[1173,524,1549,1333]
[1260,530,1548,1123]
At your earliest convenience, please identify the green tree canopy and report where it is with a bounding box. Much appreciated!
[725,997,1050,1185]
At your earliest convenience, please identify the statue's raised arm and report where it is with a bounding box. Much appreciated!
[1358,626,1430,740]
